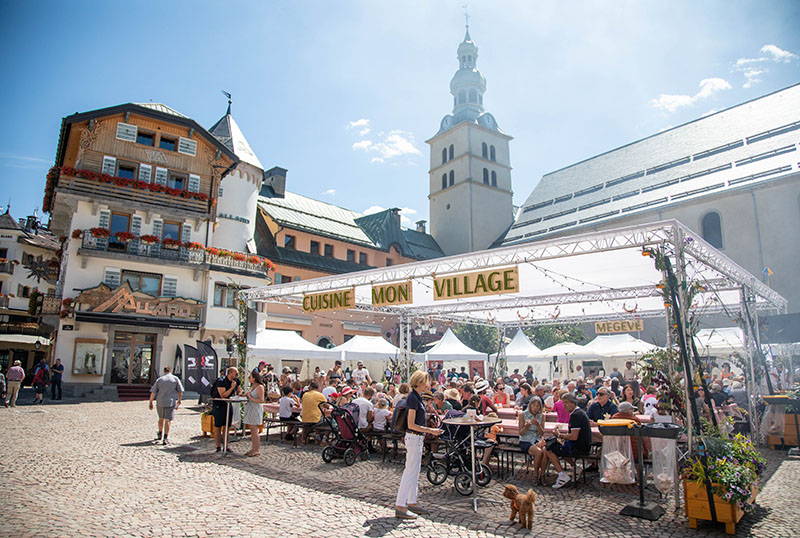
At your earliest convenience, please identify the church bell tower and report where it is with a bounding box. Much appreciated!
[427,21,513,256]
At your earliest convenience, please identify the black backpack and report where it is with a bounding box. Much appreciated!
[391,398,408,433]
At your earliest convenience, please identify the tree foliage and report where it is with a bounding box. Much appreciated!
[523,324,584,349]
[452,323,498,354]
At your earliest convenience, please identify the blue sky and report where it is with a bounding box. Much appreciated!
[1,1,798,227]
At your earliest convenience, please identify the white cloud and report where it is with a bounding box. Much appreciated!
[761,44,798,63]
[347,118,370,129]
[362,205,418,227]
[323,189,336,196]
[359,127,371,136]
[351,129,422,163]
[650,78,731,113]
[352,140,372,150]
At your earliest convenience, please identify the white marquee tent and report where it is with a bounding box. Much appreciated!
[248,328,337,374]
[332,335,406,376]
[423,328,486,375]
[694,327,745,357]
[493,329,548,379]
[529,341,603,380]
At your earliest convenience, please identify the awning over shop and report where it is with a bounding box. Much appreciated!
[0,334,51,346]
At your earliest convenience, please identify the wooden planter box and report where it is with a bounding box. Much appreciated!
[201,414,214,436]
[767,413,799,449]
[683,479,757,535]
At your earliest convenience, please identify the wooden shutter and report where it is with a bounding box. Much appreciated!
[181,222,192,244]
[103,268,121,288]
[115,122,137,142]
[102,156,116,175]
[151,219,163,256]
[130,215,142,236]
[154,167,168,186]
[138,164,152,183]
[162,276,178,297]
[178,137,197,156]
[98,210,111,229]
[188,174,200,193]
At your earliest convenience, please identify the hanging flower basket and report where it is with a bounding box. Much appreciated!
[140,235,159,245]
[90,227,111,238]
[114,231,135,243]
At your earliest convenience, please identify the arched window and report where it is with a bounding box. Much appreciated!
[458,90,466,104]
[491,171,497,187]
[479,95,483,105]
[490,145,496,162]
[441,174,447,190]
[483,168,489,184]
[469,89,477,103]
[701,211,723,249]
[442,148,447,164]
[482,143,488,159]
[449,170,454,186]
[449,144,454,161]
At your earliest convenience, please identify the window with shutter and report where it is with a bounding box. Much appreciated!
[103,268,121,288]
[115,122,137,142]
[188,174,200,193]
[98,210,111,229]
[102,156,117,176]
[130,215,142,235]
[154,167,168,186]
[162,276,178,297]
[138,164,152,183]
[181,222,192,244]
[151,220,163,255]
[178,137,197,156]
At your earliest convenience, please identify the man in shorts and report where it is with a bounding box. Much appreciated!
[543,393,592,488]
[210,367,242,452]
[149,366,184,445]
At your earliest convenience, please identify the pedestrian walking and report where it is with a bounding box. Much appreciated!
[244,370,265,456]
[0,370,6,407]
[51,358,64,400]
[148,366,184,445]
[32,359,50,405]
[6,360,24,407]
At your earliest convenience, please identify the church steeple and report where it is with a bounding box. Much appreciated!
[450,25,486,122]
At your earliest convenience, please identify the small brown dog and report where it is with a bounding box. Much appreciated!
[502,484,536,529]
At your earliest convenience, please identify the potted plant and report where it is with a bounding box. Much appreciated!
[71,229,83,239]
[185,241,205,251]
[247,255,261,265]
[114,231,135,244]
[89,227,111,238]
[232,252,247,262]
[162,238,182,249]
[140,235,159,246]
[682,422,765,535]
[201,404,214,436]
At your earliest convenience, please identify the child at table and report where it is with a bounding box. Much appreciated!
[279,386,300,441]
[372,398,391,432]
[480,412,503,468]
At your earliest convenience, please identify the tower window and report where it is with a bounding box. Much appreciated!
[483,168,489,184]
[449,170,454,186]
[442,174,447,190]
[701,211,723,249]
[469,89,477,103]
[458,90,466,104]
[491,171,497,187]
[442,148,447,164]
[490,146,496,162]
[449,144,454,161]
[482,143,488,159]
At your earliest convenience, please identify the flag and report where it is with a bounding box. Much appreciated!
[763,267,774,276]
[173,344,183,379]
[196,340,219,395]
[183,345,203,393]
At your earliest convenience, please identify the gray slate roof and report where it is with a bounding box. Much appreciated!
[0,212,21,231]
[208,112,264,169]
[503,83,800,245]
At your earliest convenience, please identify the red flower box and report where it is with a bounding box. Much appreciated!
[162,238,182,248]
[232,253,247,262]
[140,235,160,245]
[205,247,220,256]
[247,255,261,264]
[114,231,135,243]
[185,242,205,251]
[90,227,111,238]
[71,229,82,239]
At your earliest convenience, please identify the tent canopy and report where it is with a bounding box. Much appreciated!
[243,221,785,330]
[694,327,744,356]
[530,341,602,360]
[332,335,403,361]
[584,334,661,359]
[249,329,336,361]
[494,329,541,361]
[425,328,484,360]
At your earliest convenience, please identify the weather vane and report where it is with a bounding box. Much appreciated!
[221,90,232,114]
[463,4,470,28]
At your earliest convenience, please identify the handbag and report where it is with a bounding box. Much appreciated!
[544,436,560,451]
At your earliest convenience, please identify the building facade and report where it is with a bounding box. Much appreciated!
[428,26,514,255]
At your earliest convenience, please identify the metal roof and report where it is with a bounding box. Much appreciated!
[133,102,187,118]
[503,83,800,245]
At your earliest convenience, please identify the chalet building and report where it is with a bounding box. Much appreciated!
[0,210,59,372]
[44,102,277,396]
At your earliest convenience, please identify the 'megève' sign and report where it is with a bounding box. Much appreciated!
[595,320,644,334]
[433,267,519,301]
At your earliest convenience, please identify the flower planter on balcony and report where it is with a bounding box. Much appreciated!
[683,479,757,535]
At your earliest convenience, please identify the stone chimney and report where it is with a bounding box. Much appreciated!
[263,166,287,198]
[390,208,402,228]
[416,220,427,233]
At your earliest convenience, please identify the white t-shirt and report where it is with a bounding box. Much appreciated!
[504,386,515,400]
[278,396,295,419]
[352,367,370,384]
[352,397,374,429]
[322,385,337,400]
[372,408,391,431]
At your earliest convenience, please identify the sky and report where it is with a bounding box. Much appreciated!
[0,1,798,228]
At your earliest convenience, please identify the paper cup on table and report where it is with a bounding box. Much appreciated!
[466,409,477,420]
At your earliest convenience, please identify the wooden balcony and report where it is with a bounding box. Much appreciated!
[56,171,210,215]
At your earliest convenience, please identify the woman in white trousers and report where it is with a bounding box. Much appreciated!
[395,370,442,519]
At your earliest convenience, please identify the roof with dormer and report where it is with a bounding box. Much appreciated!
[502,83,800,246]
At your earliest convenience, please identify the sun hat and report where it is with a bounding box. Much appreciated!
[444,388,460,400]
[475,379,490,393]
[421,391,434,400]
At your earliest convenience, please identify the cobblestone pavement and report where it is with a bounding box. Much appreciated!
[1,400,799,538]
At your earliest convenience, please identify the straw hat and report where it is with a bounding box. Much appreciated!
[444,388,460,400]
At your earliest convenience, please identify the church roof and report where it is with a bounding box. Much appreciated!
[258,191,444,260]
[503,83,800,246]
[208,112,264,169]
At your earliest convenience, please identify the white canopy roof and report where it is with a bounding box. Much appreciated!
[584,334,661,359]
[530,341,603,360]
[0,334,51,346]
[332,335,403,360]
[694,327,744,356]
[243,221,785,329]
[495,329,541,361]
[249,329,336,361]
[425,328,485,360]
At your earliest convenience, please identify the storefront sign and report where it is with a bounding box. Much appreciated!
[372,281,413,307]
[433,267,519,301]
[62,325,74,331]
[595,319,644,334]
[75,282,203,320]
[302,288,355,313]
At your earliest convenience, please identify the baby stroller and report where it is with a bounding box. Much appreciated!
[320,402,369,466]
[426,410,493,495]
